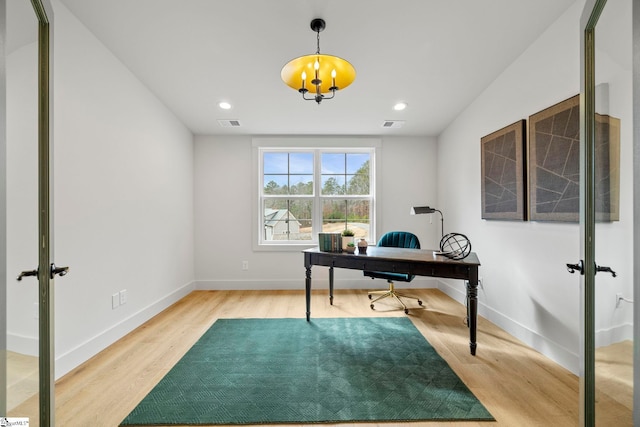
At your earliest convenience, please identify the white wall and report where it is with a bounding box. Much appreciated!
[6,42,39,356]
[6,1,196,378]
[592,0,634,348]
[194,135,439,291]
[436,0,633,373]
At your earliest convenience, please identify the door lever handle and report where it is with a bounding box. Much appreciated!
[50,263,69,279]
[596,265,617,277]
[16,265,69,281]
[566,260,584,275]
[17,268,38,281]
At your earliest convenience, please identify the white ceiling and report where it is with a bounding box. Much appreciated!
[54,0,576,136]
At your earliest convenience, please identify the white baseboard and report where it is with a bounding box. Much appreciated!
[595,322,633,347]
[7,332,38,357]
[195,277,438,291]
[437,279,580,375]
[54,281,195,379]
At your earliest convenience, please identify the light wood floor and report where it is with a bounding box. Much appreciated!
[6,351,38,411]
[8,289,633,426]
[596,340,633,412]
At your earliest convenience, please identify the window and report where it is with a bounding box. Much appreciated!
[259,147,375,247]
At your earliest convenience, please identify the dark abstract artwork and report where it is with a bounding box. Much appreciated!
[529,95,619,221]
[481,120,526,220]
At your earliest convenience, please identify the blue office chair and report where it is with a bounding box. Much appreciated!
[364,231,422,314]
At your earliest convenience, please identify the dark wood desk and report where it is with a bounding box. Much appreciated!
[303,246,481,355]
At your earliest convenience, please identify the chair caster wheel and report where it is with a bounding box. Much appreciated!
[368,294,372,300]
[418,300,423,306]
[370,304,375,310]
[404,309,409,314]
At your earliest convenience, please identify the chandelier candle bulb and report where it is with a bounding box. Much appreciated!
[301,72,306,89]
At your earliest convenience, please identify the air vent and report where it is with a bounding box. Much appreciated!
[381,120,405,129]
[218,119,241,127]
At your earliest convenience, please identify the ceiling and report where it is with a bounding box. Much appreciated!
[51,1,575,136]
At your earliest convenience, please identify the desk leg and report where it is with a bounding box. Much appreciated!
[329,266,334,305]
[305,266,312,321]
[467,275,478,355]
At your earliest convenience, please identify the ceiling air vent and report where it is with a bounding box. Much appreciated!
[381,120,405,129]
[218,119,241,127]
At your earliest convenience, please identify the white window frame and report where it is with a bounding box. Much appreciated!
[253,137,380,251]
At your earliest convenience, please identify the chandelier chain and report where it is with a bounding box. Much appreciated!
[316,30,321,54]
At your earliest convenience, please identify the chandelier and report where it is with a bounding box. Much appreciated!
[281,18,356,104]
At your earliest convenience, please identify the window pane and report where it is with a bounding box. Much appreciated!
[321,153,370,196]
[289,152,314,174]
[347,200,370,240]
[289,199,313,240]
[322,200,346,232]
[346,154,370,195]
[289,174,313,195]
[263,152,288,174]
[346,173,369,195]
[263,175,288,194]
[263,152,314,196]
[346,153,370,174]
[264,199,312,241]
[321,153,344,174]
[322,199,370,240]
[321,175,346,195]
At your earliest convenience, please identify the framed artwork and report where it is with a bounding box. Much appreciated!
[528,94,620,221]
[594,112,620,221]
[480,120,527,220]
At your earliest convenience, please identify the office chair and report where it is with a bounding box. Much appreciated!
[364,231,422,314]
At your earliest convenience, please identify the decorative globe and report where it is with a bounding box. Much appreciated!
[439,233,472,260]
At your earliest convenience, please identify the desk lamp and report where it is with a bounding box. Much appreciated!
[410,206,444,238]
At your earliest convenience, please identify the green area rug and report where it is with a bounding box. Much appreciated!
[121,317,493,425]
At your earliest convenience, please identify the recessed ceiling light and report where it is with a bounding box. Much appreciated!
[218,101,232,110]
[393,102,407,111]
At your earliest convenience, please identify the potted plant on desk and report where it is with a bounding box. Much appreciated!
[341,228,355,251]
[344,242,356,254]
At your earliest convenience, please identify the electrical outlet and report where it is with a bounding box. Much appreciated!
[119,289,127,305]
[112,293,120,309]
[242,260,249,271]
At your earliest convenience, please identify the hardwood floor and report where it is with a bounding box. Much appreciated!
[6,351,38,411]
[7,289,632,426]
[596,340,633,419]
